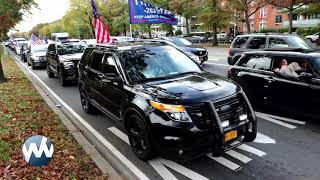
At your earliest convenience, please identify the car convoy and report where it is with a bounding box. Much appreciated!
[4,33,320,162]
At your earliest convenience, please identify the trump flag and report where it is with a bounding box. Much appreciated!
[128,0,178,25]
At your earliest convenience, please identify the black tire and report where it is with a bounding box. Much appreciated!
[127,114,154,161]
[47,64,54,78]
[58,69,67,87]
[79,87,96,114]
[27,61,30,66]
[31,61,36,70]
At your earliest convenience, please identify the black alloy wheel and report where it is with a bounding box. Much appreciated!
[47,64,54,78]
[58,69,67,87]
[127,114,154,161]
[79,87,96,114]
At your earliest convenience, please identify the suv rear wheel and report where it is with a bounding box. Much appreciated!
[127,114,154,161]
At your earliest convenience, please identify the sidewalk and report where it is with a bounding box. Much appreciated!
[0,47,107,179]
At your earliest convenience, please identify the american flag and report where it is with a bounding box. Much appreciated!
[91,0,111,44]
[30,34,45,45]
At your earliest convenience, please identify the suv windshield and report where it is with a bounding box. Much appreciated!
[31,45,48,53]
[288,36,316,49]
[168,37,192,46]
[57,43,85,55]
[121,46,201,82]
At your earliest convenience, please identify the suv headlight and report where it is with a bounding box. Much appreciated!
[63,61,74,68]
[150,101,191,122]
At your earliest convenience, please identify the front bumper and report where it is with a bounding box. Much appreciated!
[62,67,78,81]
[149,91,257,161]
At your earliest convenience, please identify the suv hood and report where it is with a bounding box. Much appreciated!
[33,52,46,57]
[137,72,240,102]
[59,53,83,62]
[180,45,207,53]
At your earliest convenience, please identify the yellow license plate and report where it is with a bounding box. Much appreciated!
[225,130,237,142]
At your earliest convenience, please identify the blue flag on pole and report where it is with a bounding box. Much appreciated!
[128,0,178,25]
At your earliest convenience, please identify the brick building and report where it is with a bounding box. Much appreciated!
[241,4,288,33]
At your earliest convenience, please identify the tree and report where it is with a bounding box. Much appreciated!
[170,0,199,35]
[198,0,231,45]
[299,2,320,44]
[229,0,267,33]
[267,0,316,34]
[0,0,36,82]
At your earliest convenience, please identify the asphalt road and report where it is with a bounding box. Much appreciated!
[8,47,320,180]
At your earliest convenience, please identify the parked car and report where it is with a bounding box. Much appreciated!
[229,49,320,119]
[20,43,30,62]
[227,34,317,65]
[78,41,257,161]
[46,42,85,86]
[160,36,208,65]
[27,44,48,69]
[15,41,29,55]
[306,32,319,43]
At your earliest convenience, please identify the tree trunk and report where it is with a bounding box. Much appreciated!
[148,25,152,38]
[124,24,126,36]
[185,17,190,35]
[212,26,218,46]
[288,4,293,34]
[0,58,4,83]
[244,10,251,34]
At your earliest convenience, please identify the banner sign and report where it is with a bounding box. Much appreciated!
[128,0,178,25]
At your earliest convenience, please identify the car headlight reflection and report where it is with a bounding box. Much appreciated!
[150,101,191,122]
[63,62,74,68]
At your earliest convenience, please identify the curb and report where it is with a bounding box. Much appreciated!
[7,49,124,180]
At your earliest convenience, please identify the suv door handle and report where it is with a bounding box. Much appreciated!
[264,77,275,84]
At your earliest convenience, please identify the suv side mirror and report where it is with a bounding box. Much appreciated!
[299,72,314,80]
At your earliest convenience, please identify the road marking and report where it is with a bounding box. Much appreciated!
[256,112,297,129]
[254,132,276,144]
[225,150,252,163]
[237,144,267,157]
[256,112,306,125]
[108,127,209,180]
[12,53,150,180]
[207,154,242,171]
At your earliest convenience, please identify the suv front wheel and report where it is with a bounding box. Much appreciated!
[80,87,96,114]
[127,114,154,161]
[58,69,67,87]
[47,64,54,78]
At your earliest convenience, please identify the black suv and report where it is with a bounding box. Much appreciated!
[160,37,208,65]
[46,43,85,86]
[78,41,257,161]
[229,50,320,119]
[227,34,316,65]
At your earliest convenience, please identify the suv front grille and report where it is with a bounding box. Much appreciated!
[186,94,247,130]
[214,94,247,126]
[186,103,215,130]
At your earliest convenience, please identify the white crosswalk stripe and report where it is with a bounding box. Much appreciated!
[207,154,242,171]
[108,126,267,174]
[225,150,252,163]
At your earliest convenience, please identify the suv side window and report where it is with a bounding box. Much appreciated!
[248,37,266,49]
[240,55,272,70]
[102,54,119,76]
[79,48,94,68]
[232,37,249,48]
[269,38,289,48]
[90,52,104,72]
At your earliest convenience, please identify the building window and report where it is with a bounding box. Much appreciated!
[259,20,267,30]
[275,15,282,24]
[260,7,267,18]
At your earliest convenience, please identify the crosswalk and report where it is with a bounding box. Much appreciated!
[107,126,268,179]
[256,112,306,129]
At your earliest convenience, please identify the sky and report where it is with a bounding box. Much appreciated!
[13,0,70,33]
